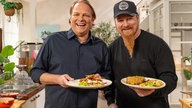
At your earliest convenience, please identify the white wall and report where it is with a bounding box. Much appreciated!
[19,0,118,42]
[18,0,141,43]
[19,1,32,42]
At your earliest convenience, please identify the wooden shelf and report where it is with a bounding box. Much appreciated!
[171,26,192,30]
[176,41,192,44]
[171,11,192,14]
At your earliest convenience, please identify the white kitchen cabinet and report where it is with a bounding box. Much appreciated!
[22,88,45,108]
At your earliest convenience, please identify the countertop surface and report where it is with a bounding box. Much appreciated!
[10,84,45,108]
[11,100,26,108]
[179,98,192,108]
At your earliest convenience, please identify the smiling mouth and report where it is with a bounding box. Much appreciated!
[122,29,131,32]
[122,27,131,30]
[76,23,86,27]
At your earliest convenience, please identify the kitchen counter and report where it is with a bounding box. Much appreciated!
[18,84,45,100]
[179,98,192,108]
[11,100,25,108]
[10,84,45,108]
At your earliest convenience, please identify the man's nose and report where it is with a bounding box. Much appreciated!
[78,15,84,21]
[122,20,129,27]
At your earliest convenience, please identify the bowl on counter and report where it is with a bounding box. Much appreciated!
[0,92,19,98]
[0,97,14,108]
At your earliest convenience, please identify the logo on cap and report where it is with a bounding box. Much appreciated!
[119,1,129,10]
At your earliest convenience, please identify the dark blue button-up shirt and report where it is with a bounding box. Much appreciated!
[30,28,111,108]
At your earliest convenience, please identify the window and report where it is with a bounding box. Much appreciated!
[1,14,19,65]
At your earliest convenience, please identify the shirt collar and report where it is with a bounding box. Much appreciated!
[67,28,95,43]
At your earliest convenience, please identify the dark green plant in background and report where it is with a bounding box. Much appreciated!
[184,69,192,80]
[41,31,52,36]
[182,52,192,80]
[41,31,52,41]
[183,56,191,63]
[0,0,23,22]
[91,22,119,46]
[0,0,16,10]
[0,0,23,10]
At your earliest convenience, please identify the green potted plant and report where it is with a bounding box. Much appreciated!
[183,67,192,80]
[183,67,192,90]
[182,56,192,79]
[91,21,119,46]
[0,41,24,83]
[41,31,52,41]
[0,0,23,22]
[183,56,191,66]
[182,55,192,89]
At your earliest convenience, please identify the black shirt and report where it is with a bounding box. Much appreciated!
[30,28,111,108]
[106,30,178,108]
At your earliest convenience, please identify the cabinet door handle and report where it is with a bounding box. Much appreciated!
[36,94,40,98]
[30,98,36,102]
[30,94,40,102]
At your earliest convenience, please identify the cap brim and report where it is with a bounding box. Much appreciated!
[114,11,136,18]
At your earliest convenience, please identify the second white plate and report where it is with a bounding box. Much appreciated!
[121,77,166,90]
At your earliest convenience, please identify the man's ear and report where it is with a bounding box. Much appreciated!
[90,18,95,28]
[69,17,71,24]
[136,14,140,20]
[92,18,95,23]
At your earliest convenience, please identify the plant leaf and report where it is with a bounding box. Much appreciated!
[0,45,14,58]
[4,62,15,72]
[184,69,192,80]
[0,78,5,84]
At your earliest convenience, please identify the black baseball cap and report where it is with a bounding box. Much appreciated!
[114,0,137,18]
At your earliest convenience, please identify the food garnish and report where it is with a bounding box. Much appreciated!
[78,74,105,86]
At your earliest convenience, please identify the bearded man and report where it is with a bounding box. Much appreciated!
[104,1,178,108]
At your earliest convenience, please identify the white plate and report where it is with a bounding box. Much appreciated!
[121,77,166,90]
[67,79,112,89]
